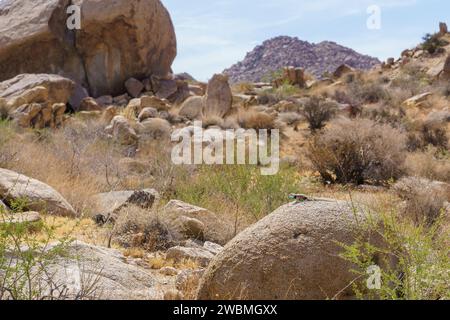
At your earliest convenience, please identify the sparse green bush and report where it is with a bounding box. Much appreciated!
[340,209,449,300]
[421,33,448,54]
[0,205,69,300]
[169,165,300,222]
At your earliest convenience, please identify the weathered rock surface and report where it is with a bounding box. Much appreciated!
[125,78,144,98]
[48,241,160,300]
[79,97,102,111]
[0,168,76,217]
[0,0,177,97]
[176,269,205,293]
[162,200,233,245]
[0,74,74,110]
[203,74,232,118]
[137,118,172,140]
[197,199,382,300]
[138,107,159,122]
[179,96,204,120]
[166,246,214,267]
[105,116,138,145]
[93,189,159,218]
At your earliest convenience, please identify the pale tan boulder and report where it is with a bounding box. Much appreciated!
[162,200,233,245]
[179,96,204,120]
[197,199,383,300]
[79,97,102,111]
[166,246,215,267]
[141,95,171,111]
[137,118,172,140]
[0,168,76,217]
[138,107,158,122]
[105,116,138,145]
[0,74,74,110]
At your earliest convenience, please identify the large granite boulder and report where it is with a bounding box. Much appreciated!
[0,0,177,98]
[197,199,384,300]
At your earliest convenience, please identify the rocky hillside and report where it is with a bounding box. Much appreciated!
[224,36,381,83]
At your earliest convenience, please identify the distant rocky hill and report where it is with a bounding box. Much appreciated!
[224,36,381,83]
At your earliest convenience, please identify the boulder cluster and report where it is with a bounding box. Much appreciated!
[224,36,381,83]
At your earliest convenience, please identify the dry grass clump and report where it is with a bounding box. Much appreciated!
[278,112,302,130]
[406,121,448,151]
[307,118,407,185]
[394,177,449,226]
[390,64,430,96]
[405,150,450,183]
[112,205,175,251]
[350,80,391,104]
[362,104,406,127]
[237,109,278,131]
[232,82,254,94]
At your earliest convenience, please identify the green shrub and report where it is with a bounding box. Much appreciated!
[340,209,449,300]
[0,201,98,300]
[422,33,448,54]
[167,165,300,222]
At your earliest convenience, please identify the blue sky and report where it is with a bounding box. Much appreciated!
[163,0,450,81]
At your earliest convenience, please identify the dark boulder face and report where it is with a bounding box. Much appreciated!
[0,0,177,97]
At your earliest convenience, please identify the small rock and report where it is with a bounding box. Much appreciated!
[160,266,179,276]
[403,92,432,108]
[79,97,102,111]
[105,115,138,145]
[166,246,214,267]
[141,95,171,111]
[95,95,113,107]
[179,96,204,120]
[203,74,232,118]
[177,216,205,240]
[203,241,223,255]
[125,78,144,98]
[138,107,158,122]
[93,189,159,218]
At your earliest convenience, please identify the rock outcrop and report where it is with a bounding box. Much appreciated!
[162,200,234,245]
[197,199,383,300]
[0,0,177,98]
[46,241,159,300]
[0,168,76,217]
[203,74,232,119]
[224,36,380,83]
[93,189,159,221]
